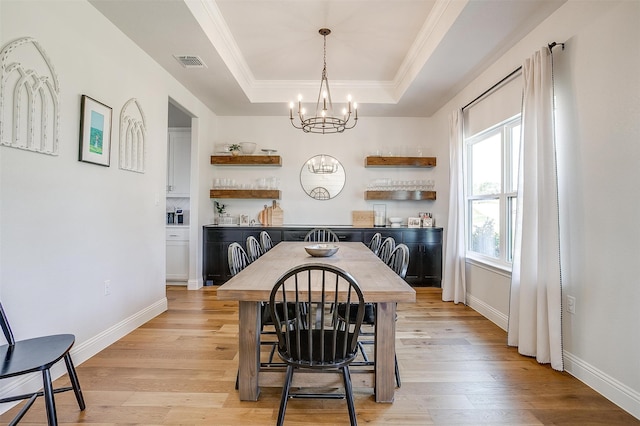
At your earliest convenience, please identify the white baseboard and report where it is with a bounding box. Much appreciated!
[187,278,202,290]
[465,295,639,420]
[466,292,508,331]
[564,351,640,420]
[0,297,167,414]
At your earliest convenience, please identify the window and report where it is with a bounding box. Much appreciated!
[465,116,520,267]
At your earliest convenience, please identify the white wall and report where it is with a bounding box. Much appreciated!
[0,0,217,402]
[212,116,448,226]
[432,0,640,418]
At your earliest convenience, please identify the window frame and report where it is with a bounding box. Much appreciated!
[464,115,521,270]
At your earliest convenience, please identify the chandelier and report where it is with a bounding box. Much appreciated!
[307,155,338,174]
[289,28,358,134]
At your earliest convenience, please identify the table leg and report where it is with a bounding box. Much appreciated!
[375,302,396,403]
[238,301,261,401]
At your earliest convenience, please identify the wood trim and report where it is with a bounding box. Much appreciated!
[365,156,436,167]
[211,155,282,166]
[209,189,281,199]
[364,190,436,201]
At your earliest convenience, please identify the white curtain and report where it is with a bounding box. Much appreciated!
[507,47,563,371]
[442,109,466,304]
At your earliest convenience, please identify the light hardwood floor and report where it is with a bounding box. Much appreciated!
[2,286,637,425]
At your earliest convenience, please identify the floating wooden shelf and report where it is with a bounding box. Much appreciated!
[210,155,282,166]
[210,189,281,199]
[365,156,436,167]
[365,190,436,201]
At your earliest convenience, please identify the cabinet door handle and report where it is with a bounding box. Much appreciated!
[169,234,179,237]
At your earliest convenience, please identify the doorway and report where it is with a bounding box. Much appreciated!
[166,100,193,285]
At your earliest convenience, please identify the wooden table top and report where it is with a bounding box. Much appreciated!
[216,242,416,303]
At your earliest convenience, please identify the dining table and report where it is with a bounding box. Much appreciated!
[216,241,416,403]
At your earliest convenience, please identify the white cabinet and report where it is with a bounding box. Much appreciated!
[167,128,191,197]
[166,227,189,282]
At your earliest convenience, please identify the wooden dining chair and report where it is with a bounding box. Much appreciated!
[0,302,86,425]
[228,242,250,276]
[259,230,273,252]
[269,263,365,426]
[367,232,382,255]
[246,235,263,263]
[377,236,395,264]
[304,227,339,243]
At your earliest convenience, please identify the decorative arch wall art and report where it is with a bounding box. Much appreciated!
[119,98,146,173]
[0,37,60,155]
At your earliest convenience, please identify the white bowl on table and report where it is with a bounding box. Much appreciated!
[305,244,339,257]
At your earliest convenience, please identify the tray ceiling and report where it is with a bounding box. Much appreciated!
[90,0,565,117]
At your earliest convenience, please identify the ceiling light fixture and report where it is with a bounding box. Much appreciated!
[289,28,358,134]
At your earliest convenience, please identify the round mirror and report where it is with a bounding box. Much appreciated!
[300,154,346,200]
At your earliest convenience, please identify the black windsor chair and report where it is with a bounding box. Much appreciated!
[259,230,273,252]
[367,232,382,256]
[228,242,250,276]
[303,228,339,243]
[377,236,396,264]
[269,263,365,426]
[246,235,263,263]
[387,243,410,280]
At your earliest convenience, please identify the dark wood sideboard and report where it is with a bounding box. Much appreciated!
[202,225,443,287]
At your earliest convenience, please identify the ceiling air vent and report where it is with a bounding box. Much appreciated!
[173,55,207,69]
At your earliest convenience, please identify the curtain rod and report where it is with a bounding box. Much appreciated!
[461,42,565,111]
[461,66,521,111]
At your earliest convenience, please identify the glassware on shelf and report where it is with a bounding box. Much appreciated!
[367,178,434,192]
[213,177,280,190]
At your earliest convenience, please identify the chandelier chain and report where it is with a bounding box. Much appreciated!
[322,32,327,79]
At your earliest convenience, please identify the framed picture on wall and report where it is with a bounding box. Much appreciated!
[79,95,112,166]
[240,214,250,226]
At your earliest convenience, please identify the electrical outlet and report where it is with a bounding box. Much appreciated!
[566,295,575,314]
[104,280,111,296]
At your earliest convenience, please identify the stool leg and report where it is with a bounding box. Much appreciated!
[64,354,86,410]
[42,369,58,426]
